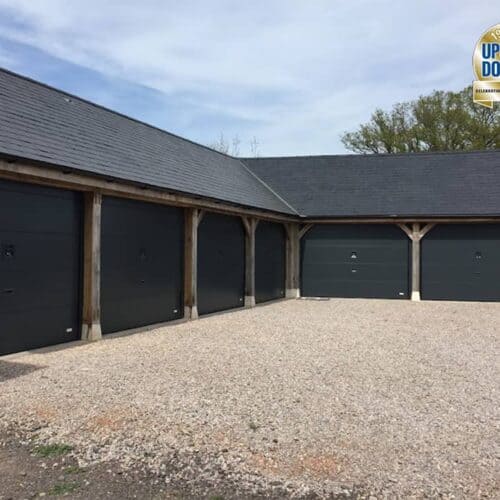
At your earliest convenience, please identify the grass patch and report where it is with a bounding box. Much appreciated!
[63,465,85,475]
[209,496,225,500]
[34,443,73,458]
[48,481,80,496]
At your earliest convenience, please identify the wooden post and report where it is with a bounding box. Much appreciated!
[411,224,421,301]
[285,223,301,298]
[82,191,102,341]
[242,217,258,307]
[184,208,203,319]
[398,222,435,301]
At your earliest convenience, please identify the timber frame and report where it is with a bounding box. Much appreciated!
[0,159,297,223]
[398,223,436,301]
[81,191,102,340]
[242,217,259,307]
[1,158,499,342]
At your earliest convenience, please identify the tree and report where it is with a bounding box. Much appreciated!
[208,132,236,156]
[341,86,500,153]
[208,132,261,156]
[249,136,260,157]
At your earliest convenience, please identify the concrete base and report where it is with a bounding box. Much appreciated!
[245,295,256,307]
[411,291,421,301]
[81,322,102,341]
[286,288,300,299]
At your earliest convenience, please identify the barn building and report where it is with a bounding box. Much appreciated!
[1,68,499,355]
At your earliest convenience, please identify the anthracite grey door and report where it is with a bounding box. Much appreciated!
[197,212,245,315]
[101,197,183,333]
[301,224,409,299]
[0,179,82,355]
[421,224,500,301]
[255,221,286,303]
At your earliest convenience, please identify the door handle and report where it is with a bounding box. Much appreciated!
[1,288,14,294]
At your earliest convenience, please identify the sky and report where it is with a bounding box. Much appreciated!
[0,1,495,156]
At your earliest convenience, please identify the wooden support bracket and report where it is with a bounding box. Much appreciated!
[298,223,314,240]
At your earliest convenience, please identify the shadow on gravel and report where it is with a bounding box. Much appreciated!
[0,360,43,382]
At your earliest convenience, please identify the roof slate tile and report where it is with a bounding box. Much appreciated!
[0,69,293,214]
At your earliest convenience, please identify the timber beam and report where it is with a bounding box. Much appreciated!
[0,159,295,223]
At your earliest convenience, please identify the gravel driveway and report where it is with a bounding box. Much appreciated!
[1,299,499,498]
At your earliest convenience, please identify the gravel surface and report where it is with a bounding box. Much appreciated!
[0,298,499,498]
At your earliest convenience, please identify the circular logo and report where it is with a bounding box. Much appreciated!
[472,23,500,108]
[473,23,500,80]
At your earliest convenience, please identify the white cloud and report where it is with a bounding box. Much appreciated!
[0,0,495,154]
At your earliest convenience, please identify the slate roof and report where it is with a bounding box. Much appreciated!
[0,68,295,215]
[0,68,499,219]
[243,152,500,217]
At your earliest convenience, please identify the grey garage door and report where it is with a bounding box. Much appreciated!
[197,212,245,315]
[421,224,500,301]
[301,224,409,299]
[0,179,82,355]
[101,197,184,334]
[255,221,286,303]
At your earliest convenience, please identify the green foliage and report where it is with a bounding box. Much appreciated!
[48,481,80,496]
[34,443,73,457]
[341,86,500,153]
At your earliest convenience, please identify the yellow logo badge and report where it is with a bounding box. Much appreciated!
[473,23,500,108]
[472,24,500,108]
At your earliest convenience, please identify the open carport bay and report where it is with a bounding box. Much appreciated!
[0,299,498,497]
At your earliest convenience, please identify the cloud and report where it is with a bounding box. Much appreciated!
[0,0,495,155]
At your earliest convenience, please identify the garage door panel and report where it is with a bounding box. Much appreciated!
[0,185,80,233]
[306,261,407,280]
[305,278,405,299]
[301,224,409,299]
[0,276,78,313]
[0,179,82,356]
[307,243,407,262]
[197,213,245,315]
[1,304,80,353]
[0,232,80,272]
[422,224,500,301]
[255,221,286,303]
[102,293,181,331]
[101,197,183,333]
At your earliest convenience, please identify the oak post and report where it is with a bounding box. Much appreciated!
[82,191,102,341]
[411,223,421,301]
[285,223,300,298]
[184,208,201,319]
[243,217,258,307]
[398,222,436,301]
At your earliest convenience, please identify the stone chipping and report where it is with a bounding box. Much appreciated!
[0,298,499,498]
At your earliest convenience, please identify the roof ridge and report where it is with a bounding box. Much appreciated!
[0,66,238,162]
[240,149,500,161]
[238,159,301,216]
[0,66,297,215]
